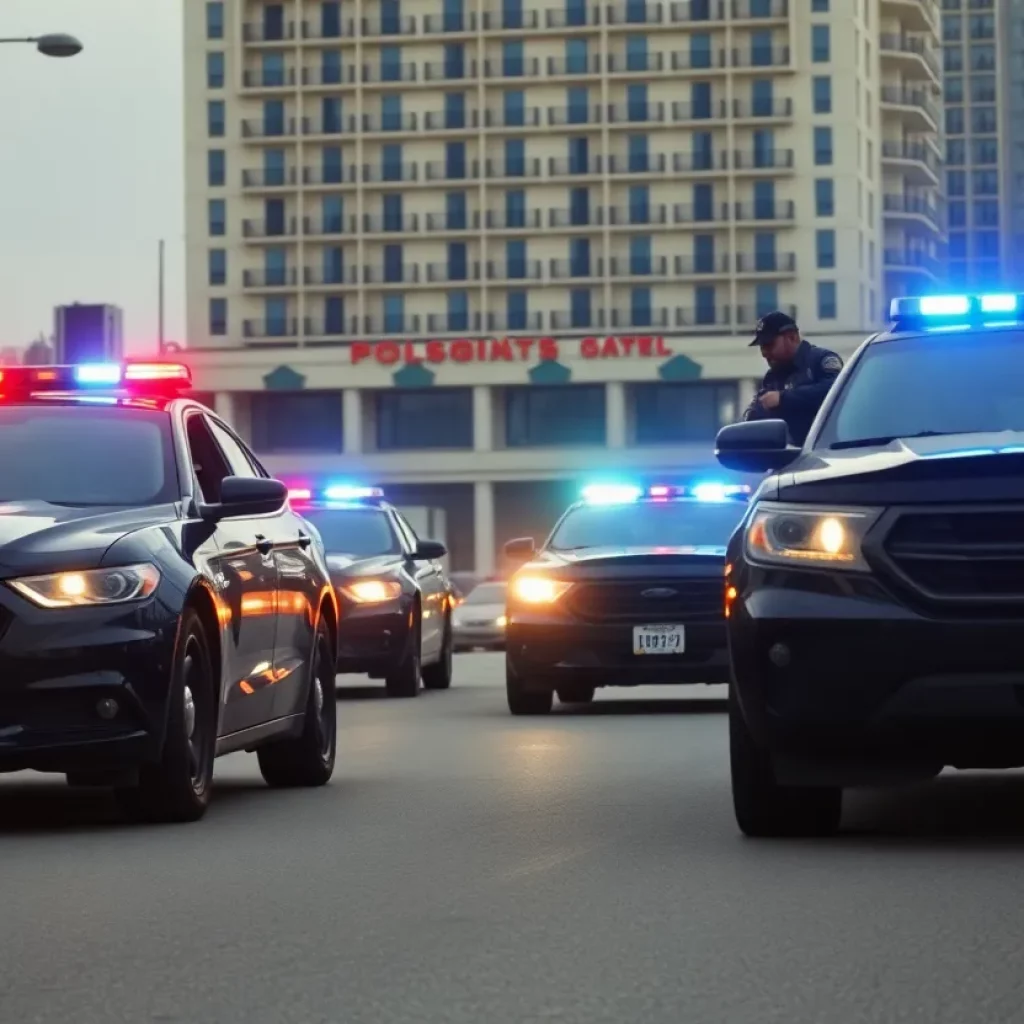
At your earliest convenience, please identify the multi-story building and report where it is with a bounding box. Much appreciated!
[940,0,1006,286]
[182,0,940,571]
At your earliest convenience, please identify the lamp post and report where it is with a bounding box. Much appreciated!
[0,33,83,57]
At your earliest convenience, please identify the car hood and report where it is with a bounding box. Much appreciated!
[453,602,504,622]
[780,431,1024,504]
[519,545,727,576]
[325,552,402,579]
[0,500,174,579]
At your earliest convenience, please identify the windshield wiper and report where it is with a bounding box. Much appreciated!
[829,430,960,451]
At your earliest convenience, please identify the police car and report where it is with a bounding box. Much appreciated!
[0,362,338,822]
[286,486,454,697]
[717,292,1024,837]
[503,481,750,715]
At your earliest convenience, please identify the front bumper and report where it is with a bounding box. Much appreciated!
[336,598,413,675]
[453,623,506,648]
[507,616,729,687]
[0,584,178,773]
[730,570,1024,772]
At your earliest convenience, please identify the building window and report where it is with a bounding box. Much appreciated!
[946,106,964,134]
[503,0,524,29]
[631,287,652,326]
[751,79,773,116]
[626,34,648,72]
[566,38,589,73]
[944,76,963,103]
[209,297,227,336]
[444,42,465,78]
[816,229,835,269]
[693,182,714,220]
[971,75,996,103]
[812,24,830,62]
[383,193,403,231]
[942,13,961,40]
[628,184,649,223]
[946,138,966,166]
[208,199,226,236]
[446,91,466,128]
[250,392,343,453]
[321,0,342,36]
[754,283,777,317]
[570,288,592,327]
[383,244,403,283]
[382,142,403,181]
[381,0,402,33]
[206,2,224,39]
[208,150,226,186]
[817,281,837,319]
[507,239,527,278]
[632,382,738,444]
[446,141,467,179]
[569,237,591,276]
[814,178,834,215]
[948,201,967,228]
[383,294,404,333]
[376,389,474,450]
[694,234,716,273]
[324,296,346,334]
[503,40,524,76]
[507,290,528,329]
[569,85,591,124]
[695,285,716,324]
[505,385,606,447]
[972,169,999,195]
[506,188,526,227]
[811,0,828,9]
[973,199,999,227]
[813,126,832,165]
[970,43,995,71]
[505,138,525,176]
[690,32,711,68]
[750,30,773,66]
[947,171,965,196]
[944,46,962,72]
[206,52,225,88]
[569,136,590,174]
[505,89,526,126]
[448,290,469,331]
[971,106,997,133]
[569,186,589,225]
[207,100,225,137]
[691,80,711,118]
[446,190,467,229]
[381,94,402,131]
[972,138,998,165]
[381,45,401,81]
[627,133,648,172]
[812,76,831,113]
[208,249,227,286]
[448,241,468,280]
[630,235,652,274]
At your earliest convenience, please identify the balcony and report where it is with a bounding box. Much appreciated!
[361,113,419,133]
[424,161,474,181]
[480,10,541,29]
[672,152,727,173]
[606,101,669,124]
[730,46,791,69]
[363,214,420,233]
[242,168,298,188]
[548,208,599,227]
[360,315,423,335]
[303,216,357,235]
[603,204,670,226]
[735,304,796,324]
[427,211,484,230]
[304,317,355,338]
[606,153,670,174]
[550,311,595,329]
[549,105,602,126]
[425,314,485,334]
[243,22,296,42]
[486,312,545,332]
[605,3,663,25]
[242,68,296,89]
[301,19,348,39]
[546,55,603,75]
[243,319,300,339]
[488,108,543,128]
[362,63,419,84]
[549,260,596,279]
[730,97,793,120]
[671,50,728,71]
[674,202,731,223]
[879,34,941,83]
[487,260,545,281]
[422,61,474,81]
[883,248,942,278]
[600,256,671,277]
[673,255,731,274]
[881,0,937,35]
[424,110,482,130]
[732,0,789,18]
[486,209,543,229]
[363,15,418,35]
[422,12,480,32]
[304,267,360,286]
[732,201,796,223]
[302,66,357,86]
[602,308,673,329]
[733,252,797,274]
[362,163,420,183]
[547,6,602,26]
[363,265,423,284]
[243,269,298,288]
[606,52,665,73]
[482,57,542,77]
[486,158,543,179]
[302,166,359,185]
[879,86,940,131]
[882,194,942,234]
[302,116,349,136]
[242,118,297,138]
[732,149,794,171]
[881,141,940,185]
[425,263,482,283]
[243,217,299,238]
[675,307,734,329]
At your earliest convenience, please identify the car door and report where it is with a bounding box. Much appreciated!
[205,415,321,722]
[184,411,280,736]
[393,511,445,660]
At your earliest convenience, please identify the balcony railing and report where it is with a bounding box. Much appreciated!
[879,34,941,79]
[675,307,734,329]
[300,19,348,39]
[735,304,796,323]
[304,267,360,286]
[673,255,731,274]
[881,141,940,173]
[548,105,602,125]
[303,216,357,235]
[427,211,484,230]
[422,12,479,31]
[486,312,545,332]
[480,10,541,29]
[487,260,545,280]
[732,148,795,169]
[879,86,940,125]
[242,168,298,187]
[733,252,797,273]
[732,0,788,16]
[482,57,542,77]
[242,69,296,88]
[486,209,543,229]
[602,308,672,328]
[302,166,359,185]
[425,263,482,283]
[360,315,423,335]
[363,265,423,284]
[883,248,941,275]
[361,113,419,132]
[599,256,671,276]
[302,116,348,136]
[361,163,420,183]
[426,313,484,333]
[242,22,296,42]
[363,214,420,232]
[548,6,603,26]
[606,52,665,73]
[362,62,419,83]
[302,66,357,86]
[241,118,297,138]
[243,217,299,237]
[243,318,300,339]
[546,55,603,75]
[733,201,796,221]
[243,269,298,287]
[882,194,941,223]
[730,45,791,67]
[671,151,726,172]
[304,317,355,337]
[489,108,543,127]
[730,98,794,118]
[362,15,418,34]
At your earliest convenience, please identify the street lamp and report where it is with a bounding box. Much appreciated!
[0,33,83,57]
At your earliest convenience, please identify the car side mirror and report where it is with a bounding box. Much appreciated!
[200,476,288,521]
[715,420,801,474]
[415,539,447,560]
[504,537,536,561]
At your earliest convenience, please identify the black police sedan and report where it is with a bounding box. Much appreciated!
[717,291,1024,837]
[0,362,338,822]
[503,482,749,715]
[286,487,453,698]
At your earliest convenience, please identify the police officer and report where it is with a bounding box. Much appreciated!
[742,311,844,446]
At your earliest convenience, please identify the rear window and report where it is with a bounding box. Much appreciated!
[0,405,177,506]
[301,507,401,557]
[465,582,507,604]
[817,329,1024,447]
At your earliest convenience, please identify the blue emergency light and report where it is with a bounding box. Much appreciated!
[0,362,192,400]
[581,482,750,505]
[287,483,385,506]
[889,293,1024,332]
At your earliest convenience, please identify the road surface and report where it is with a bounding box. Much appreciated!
[2,653,1023,1023]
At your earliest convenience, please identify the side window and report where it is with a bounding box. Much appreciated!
[207,416,261,478]
[393,512,420,554]
[184,413,233,503]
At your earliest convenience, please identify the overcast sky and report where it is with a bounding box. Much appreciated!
[0,0,183,354]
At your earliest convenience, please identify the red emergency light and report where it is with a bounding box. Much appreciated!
[0,361,192,401]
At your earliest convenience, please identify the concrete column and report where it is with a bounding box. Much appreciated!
[474,479,496,575]
[342,388,363,454]
[213,391,235,426]
[472,385,493,452]
[737,377,759,414]
[606,381,626,448]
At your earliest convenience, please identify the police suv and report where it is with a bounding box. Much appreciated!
[717,293,1024,837]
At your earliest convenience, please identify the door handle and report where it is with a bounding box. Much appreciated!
[255,534,273,556]
[297,530,312,549]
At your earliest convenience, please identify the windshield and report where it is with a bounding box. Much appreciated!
[302,507,400,557]
[465,582,507,605]
[0,405,177,506]
[818,330,1024,448]
[548,500,746,550]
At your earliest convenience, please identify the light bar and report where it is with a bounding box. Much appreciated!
[287,488,312,502]
[74,363,122,385]
[688,482,750,502]
[580,482,751,505]
[0,361,192,398]
[124,362,191,382]
[286,484,385,505]
[581,484,643,504]
[323,485,384,501]
[889,293,1024,329]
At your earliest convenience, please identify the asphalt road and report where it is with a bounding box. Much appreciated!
[3,654,1024,1023]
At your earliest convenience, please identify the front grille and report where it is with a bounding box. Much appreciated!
[884,509,1024,600]
[566,579,722,624]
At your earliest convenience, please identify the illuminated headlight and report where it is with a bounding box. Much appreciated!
[340,579,402,604]
[496,614,507,628]
[9,564,161,609]
[510,576,573,604]
[745,503,881,571]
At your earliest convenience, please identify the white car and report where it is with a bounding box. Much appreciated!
[453,581,507,651]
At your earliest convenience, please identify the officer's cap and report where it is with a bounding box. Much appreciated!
[750,310,799,347]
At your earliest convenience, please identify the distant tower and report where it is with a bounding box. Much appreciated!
[54,303,124,363]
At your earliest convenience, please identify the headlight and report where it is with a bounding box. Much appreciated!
[510,575,573,604]
[340,579,402,604]
[496,614,507,627]
[9,563,161,609]
[745,503,881,571]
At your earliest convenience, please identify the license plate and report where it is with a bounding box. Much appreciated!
[633,624,685,655]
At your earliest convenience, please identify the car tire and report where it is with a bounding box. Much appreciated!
[385,607,421,698]
[506,656,553,716]
[257,617,337,788]
[729,685,842,838]
[557,685,595,704]
[115,607,216,824]
[422,614,453,691]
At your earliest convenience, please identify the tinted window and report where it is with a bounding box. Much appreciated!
[0,406,176,506]
[375,388,473,449]
[505,385,605,446]
[249,391,343,453]
[818,331,1024,447]
[300,508,401,556]
[548,501,745,550]
[465,582,507,604]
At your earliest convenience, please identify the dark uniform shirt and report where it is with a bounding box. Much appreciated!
[743,340,844,446]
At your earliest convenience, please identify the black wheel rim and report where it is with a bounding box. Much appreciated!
[182,638,212,794]
[311,635,336,763]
